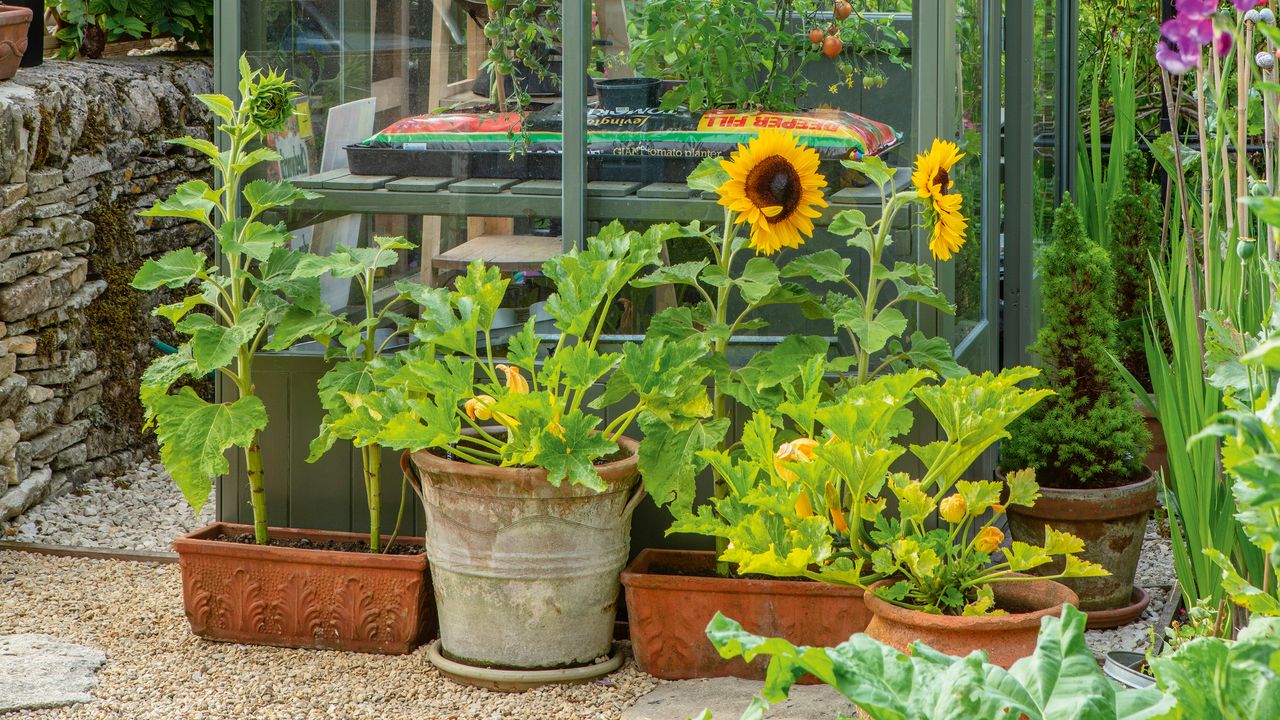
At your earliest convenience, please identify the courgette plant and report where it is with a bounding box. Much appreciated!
[133,58,324,544]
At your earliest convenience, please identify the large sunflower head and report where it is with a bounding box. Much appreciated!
[717,129,829,256]
[912,138,964,200]
[912,139,969,261]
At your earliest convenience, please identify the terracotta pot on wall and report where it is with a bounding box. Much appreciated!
[1005,469,1156,622]
[173,523,435,654]
[621,549,869,682]
[0,4,33,81]
[863,575,1078,668]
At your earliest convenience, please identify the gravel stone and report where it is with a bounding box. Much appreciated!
[0,552,659,720]
[2,460,213,551]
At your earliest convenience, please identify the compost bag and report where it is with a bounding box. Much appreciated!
[347,105,900,184]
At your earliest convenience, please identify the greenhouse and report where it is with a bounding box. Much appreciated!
[0,1,1274,718]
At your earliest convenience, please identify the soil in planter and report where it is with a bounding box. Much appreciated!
[215,534,424,556]
[429,445,630,466]
[646,563,813,583]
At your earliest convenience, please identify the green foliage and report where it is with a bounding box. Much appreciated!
[635,154,964,515]
[52,0,212,59]
[134,59,321,544]
[1192,325,1280,616]
[671,366,1100,615]
[1107,150,1163,391]
[326,223,707,490]
[1003,195,1149,487]
[629,0,908,111]
[1147,615,1280,720]
[290,235,418,553]
[702,606,1176,720]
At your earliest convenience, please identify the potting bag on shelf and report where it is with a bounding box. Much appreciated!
[359,106,899,160]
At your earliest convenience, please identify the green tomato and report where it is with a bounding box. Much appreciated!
[521,0,537,15]
[486,0,505,11]
[484,21,501,38]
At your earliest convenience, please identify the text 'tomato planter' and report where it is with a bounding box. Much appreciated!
[1006,469,1156,612]
[405,435,642,677]
[173,522,435,654]
[863,575,1078,668]
[621,548,869,681]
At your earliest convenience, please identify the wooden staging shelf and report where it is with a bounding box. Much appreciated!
[290,168,911,226]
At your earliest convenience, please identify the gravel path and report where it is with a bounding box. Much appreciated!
[2,461,212,552]
[0,552,658,720]
[1082,519,1176,657]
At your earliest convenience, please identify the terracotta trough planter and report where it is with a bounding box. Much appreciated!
[864,575,1078,668]
[173,522,435,654]
[621,548,869,681]
[1006,469,1156,612]
[0,4,33,81]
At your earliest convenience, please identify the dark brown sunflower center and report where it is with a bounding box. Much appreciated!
[745,155,802,224]
[932,167,950,194]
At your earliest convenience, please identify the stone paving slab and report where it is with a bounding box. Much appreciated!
[0,634,106,712]
[621,677,852,720]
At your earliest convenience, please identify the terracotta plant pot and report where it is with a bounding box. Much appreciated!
[1137,397,1168,479]
[863,575,1078,668]
[173,522,435,654]
[621,548,869,681]
[406,436,642,675]
[0,4,33,81]
[1006,469,1156,611]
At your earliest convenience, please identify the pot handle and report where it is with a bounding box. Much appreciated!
[622,482,647,519]
[399,450,427,506]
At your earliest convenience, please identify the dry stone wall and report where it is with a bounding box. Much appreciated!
[0,57,213,521]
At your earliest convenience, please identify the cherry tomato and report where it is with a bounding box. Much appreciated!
[822,34,843,58]
[808,28,824,44]
[834,0,853,21]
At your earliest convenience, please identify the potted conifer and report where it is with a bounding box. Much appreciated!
[1000,195,1154,624]
[1108,150,1167,477]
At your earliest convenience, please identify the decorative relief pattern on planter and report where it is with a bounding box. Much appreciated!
[174,523,435,654]
[622,548,868,682]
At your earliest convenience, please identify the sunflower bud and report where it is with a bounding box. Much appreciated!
[939,495,967,523]
[496,364,529,394]
[974,526,1004,554]
[245,69,297,135]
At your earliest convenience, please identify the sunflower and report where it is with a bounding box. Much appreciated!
[717,129,828,255]
[912,139,969,261]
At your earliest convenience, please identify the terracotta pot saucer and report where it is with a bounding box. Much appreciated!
[1085,586,1151,630]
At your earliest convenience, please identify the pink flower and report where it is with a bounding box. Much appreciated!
[1157,1,1237,74]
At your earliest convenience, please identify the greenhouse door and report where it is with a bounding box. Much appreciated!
[913,1,1001,377]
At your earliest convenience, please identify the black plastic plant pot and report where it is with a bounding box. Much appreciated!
[597,77,662,111]
[14,0,41,68]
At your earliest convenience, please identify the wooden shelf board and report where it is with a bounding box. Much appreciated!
[434,234,563,271]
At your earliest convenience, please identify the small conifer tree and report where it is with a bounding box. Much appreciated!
[1107,150,1162,391]
[1001,194,1150,487]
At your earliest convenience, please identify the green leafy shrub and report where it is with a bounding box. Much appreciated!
[699,605,1177,720]
[1107,149,1162,391]
[1002,195,1149,487]
[52,0,213,59]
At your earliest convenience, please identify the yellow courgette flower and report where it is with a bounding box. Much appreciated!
[496,364,529,394]
[974,526,1004,554]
